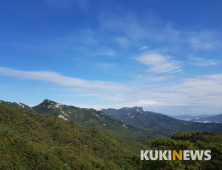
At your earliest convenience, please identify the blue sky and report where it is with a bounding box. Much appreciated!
[1,0,222,115]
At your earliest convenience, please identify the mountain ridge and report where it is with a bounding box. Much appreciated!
[102,107,222,134]
[2,98,222,135]
[0,99,166,143]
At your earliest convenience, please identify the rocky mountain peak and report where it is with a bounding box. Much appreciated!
[41,99,57,104]
[132,106,145,112]
[120,106,145,112]
[40,99,58,109]
[41,99,50,104]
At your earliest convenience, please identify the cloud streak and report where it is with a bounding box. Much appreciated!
[188,56,218,66]
[0,67,128,91]
[135,51,181,73]
[140,46,148,50]
[188,31,222,50]
[100,12,222,52]
[114,37,131,47]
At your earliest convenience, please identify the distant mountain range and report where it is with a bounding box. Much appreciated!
[0,99,166,142]
[170,114,213,120]
[102,107,222,134]
[1,99,222,135]
[190,114,222,123]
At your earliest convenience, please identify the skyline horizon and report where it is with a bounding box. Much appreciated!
[0,98,220,117]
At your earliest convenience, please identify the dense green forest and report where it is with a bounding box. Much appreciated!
[0,103,138,169]
[129,131,222,170]
[0,102,164,170]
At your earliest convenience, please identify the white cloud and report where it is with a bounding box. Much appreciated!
[133,74,176,83]
[1,67,222,115]
[140,46,148,50]
[144,74,222,106]
[107,73,222,108]
[0,67,128,91]
[105,51,115,56]
[169,69,182,73]
[135,51,181,73]
[134,100,163,106]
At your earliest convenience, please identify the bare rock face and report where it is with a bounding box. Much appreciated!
[132,106,145,112]
[18,103,25,108]
[41,99,50,103]
[119,106,145,113]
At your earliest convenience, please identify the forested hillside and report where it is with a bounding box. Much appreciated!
[0,103,145,170]
[1,99,166,143]
[0,100,36,113]
[129,131,222,170]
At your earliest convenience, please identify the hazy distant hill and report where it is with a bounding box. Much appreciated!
[170,114,213,120]
[190,114,222,123]
[169,114,222,123]
[102,107,222,134]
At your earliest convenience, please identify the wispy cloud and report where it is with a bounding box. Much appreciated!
[188,31,222,50]
[134,100,163,106]
[114,73,222,109]
[0,67,128,91]
[92,51,115,56]
[100,13,181,47]
[140,46,148,50]
[66,30,98,45]
[114,37,131,47]
[59,93,99,97]
[188,56,218,66]
[151,74,222,106]
[133,74,176,83]
[100,12,222,54]
[1,67,222,113]
[135,51,181,74]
